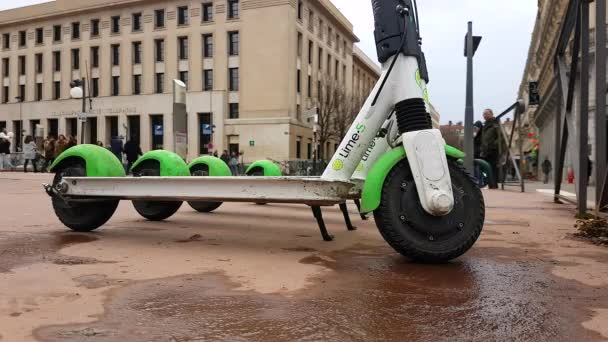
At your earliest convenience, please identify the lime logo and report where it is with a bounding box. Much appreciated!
[356,162,364,171]
[423,89,430,103]
[332,159,344,171]
[415,69,422,88]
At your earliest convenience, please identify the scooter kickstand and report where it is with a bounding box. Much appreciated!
[311,206,334,241]
[353,199,369,220]
[340,203,357,231]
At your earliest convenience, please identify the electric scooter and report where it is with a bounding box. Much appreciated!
[44,0,485,263]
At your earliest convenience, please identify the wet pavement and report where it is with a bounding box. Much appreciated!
[1,173,607,341]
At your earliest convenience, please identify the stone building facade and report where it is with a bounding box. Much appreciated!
[0,0,380,163]
[518,0,607,183]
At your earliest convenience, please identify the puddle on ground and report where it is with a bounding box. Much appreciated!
[35,243,608,342]
[0,232,101,273]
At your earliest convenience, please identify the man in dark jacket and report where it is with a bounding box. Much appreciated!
[481,109,501,189]
[110,136,124,161]
[123,138,143,173]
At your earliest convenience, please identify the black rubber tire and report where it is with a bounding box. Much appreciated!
[248,168,267,205]
[132,162,183,221]
[188,165,223,213]
[373,159,485,263]
[52,162,119,232]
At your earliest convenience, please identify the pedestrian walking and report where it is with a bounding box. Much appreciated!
[67,135,77,149]
[23,135,38,173]
[42,135,56,172]
[542,157,552,184]
[220,150,230,165]
[481,109,501,189]
[0,129,14,171]
[110,136,124,161]
[124,138,143,173]
[55,135,68,157]
[229,152,239,175]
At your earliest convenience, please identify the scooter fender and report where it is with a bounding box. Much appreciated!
[189,156,232,176]
[131,150,190,176]
[360,145,465,214]
[245,160,283,176]
[50,144,126,177]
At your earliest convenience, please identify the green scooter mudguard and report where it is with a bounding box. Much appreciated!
[189,156,232,176]
[360,145,465,214]
[131,150,190,176]
[50,144,126,177]
[245,160,282,176]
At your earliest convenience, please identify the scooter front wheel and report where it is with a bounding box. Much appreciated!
[52,162,119,232]
[188,165,223,213]
[373,159,485,263]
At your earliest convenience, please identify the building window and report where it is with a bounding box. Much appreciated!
[198,112,212,155]
[35,53,43,74]
[35,83,42,101]
[307,75,312,96]
[72,22,80,40]
[297,32,302,57]
[2,33,9,49]
[92,78,99,97]
[132,13,142,32]
[203,69,213,91]
[18,56,25,75]
[228,31,239,56]
[36,28,44,44]
[111,44,120,66]
[155,39,165,62]
[318,47,322,70]
[19,85,25,101]
[53,25,61,42]
[296,104,301,120]
[297,0,303,20]
[203,3,214,22]
[132,42,142,64]
[178,36,189,60]
[178,6,189,25]
[19,31,26,47]
[203,34,213,58]
[308,41,313,65]
[308,10,314,30]
[229,103,239,119]
[155,73,164,93]
[3,86,9,103]
[91,46,100,68]
[179,71,189,88]
[91,19,100,37]
[296,137,302,159]
[133,74,141,95]
[155,9,165,28]
[335,60,339,80]
[2,58,8,77]
[53,81,60,100]
[228,0,239,19]
[111,16,121,34]
[72,48,80,70]
[229,68,239,91]
[296,70,301,93]
[53,51,61,71]
[112,76,120,96]
[307,141,312,159]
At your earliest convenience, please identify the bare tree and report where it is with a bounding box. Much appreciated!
[314,75,342,159]
[333,92,361,141]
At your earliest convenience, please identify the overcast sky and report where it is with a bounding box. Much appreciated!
[2,0,537,124]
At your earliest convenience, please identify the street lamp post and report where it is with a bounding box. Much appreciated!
[15,96,23,151]
[70,78,87,144]
[463,22,482,174]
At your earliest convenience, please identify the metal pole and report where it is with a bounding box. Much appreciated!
[464,21,475,174]
[595,0,607,212]
[518,111,525,192]
[80,77,86,145]
[578,2,590,216]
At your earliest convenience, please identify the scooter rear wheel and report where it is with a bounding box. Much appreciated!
[52,162,119,232]
[188,165,223,213]
[373,159,485,263]
[132,162,183,221]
